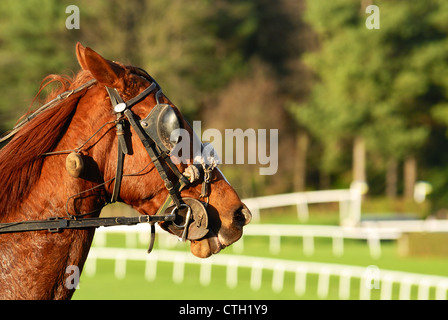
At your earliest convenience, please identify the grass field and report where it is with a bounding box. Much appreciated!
[73,203,448,300]
[73,231,448,300]
[74,239,448,300]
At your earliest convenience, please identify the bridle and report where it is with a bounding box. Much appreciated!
[0,70,217,253]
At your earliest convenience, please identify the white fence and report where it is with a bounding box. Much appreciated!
[102,186,362,226]
[94,223,389,258]
[84,247,448,300]
[92,222,414,260]
[93,219,448,260]
[242,184,362,226]
[240,220,448,258]
[237,224,401,259]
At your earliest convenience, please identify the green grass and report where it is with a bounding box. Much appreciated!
[73,230,448,300]
[74,203,446,300]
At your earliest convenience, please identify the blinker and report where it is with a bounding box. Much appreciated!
[140,104,182,153]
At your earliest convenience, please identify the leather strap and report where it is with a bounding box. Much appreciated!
[0,215,175,234]
[123,109,184,209]
[105,87,128,203]
[111,130,125,202]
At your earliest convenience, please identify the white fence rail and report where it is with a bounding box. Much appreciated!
[242,185,362,226]
[95,223,389,258]
[238,224,401,259]
[85,247,448,300]
[93,218,448,260]
[96,220,447,260]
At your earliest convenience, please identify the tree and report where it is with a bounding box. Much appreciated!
[290,0,448,198]
[0,0,76,129]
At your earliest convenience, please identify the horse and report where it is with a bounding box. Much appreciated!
[0,43,251,300]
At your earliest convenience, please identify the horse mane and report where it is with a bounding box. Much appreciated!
[0,70,94,216]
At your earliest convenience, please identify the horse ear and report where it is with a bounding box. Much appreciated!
[76,42,89,71]
[77,44,125,90]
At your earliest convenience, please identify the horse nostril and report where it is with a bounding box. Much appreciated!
[242,205,252,225]
[234,204,252,226]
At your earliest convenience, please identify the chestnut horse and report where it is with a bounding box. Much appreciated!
[0,43,251,299]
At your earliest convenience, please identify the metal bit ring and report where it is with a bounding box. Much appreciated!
[171,203,192,229]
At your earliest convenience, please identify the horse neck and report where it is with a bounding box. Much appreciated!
[0,159,100,299]
[0,102,113,300]
[10,98,113,221]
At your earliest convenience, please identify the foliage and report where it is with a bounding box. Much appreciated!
[289,0,448,205]
[0,0,76,129]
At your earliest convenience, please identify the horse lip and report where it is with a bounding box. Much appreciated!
[211,237,223,254]
[202,232,224,254]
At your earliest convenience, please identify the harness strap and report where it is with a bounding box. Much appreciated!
[105,87,128,203]
[126,82,158,109]
[0,215,175,234]
[0,79,97,144]
[123,108,185,209]
[160,151,190,186]
[111,128,126,202]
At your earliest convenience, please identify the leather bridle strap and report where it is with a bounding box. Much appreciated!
[105,87,128,203]
[105,82,158,202]
[105,83,189,208]
[0,214,175,234]
[109,82,158,110]
[123,108,186,209]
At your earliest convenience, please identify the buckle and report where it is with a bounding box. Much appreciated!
[47,217,69,233]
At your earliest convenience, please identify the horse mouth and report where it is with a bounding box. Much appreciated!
[190,237,222,258]
[187,205,251,258]
[158,203,251,258]
[189,230,240,258]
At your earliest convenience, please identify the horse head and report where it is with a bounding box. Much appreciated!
[74,43,251,258]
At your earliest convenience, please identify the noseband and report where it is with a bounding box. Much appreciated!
[0,71,218,253]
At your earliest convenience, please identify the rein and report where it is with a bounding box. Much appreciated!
[0,72,215,253]
[0,79,97,144]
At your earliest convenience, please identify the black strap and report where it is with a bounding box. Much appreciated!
[111,139,125,202]
[111,119,127,202]
[123,108,184,209]
[160,151,190,186]
[0,214,175,234]
[106,82,158,111]
[125,82,158,109]
[105,84,186,207]
[105,86,129,203]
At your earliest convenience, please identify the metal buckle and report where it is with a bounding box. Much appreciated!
[171,204,192,242]
[47,217,68,233]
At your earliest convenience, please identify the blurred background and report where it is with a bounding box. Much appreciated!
[2,0,448,300]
